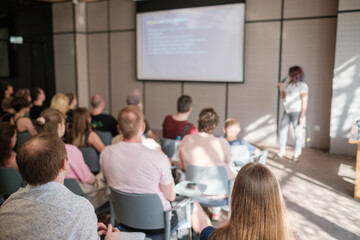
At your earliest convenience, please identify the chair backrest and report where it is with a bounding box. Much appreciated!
[15,132,32,151]
[110,188,165,230]
[0,168,24,197]
[79,147,100,173]
[160,137,181,161]
[230,145,251,167]
[64,178,87,198]
[95,130,112,146]
[257,150,268,165]
[184,163,228,196]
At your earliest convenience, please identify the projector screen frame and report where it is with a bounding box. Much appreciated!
[135,1,246,84]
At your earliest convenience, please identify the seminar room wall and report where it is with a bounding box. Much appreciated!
[52,0,337,150]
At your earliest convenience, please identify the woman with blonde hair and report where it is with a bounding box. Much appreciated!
[36,108,108,208]
[67,107,105,153]
[50,93,69,115]
[200,162,294,240]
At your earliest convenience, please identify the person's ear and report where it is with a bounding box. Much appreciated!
[188,107,192,114]
[62,159,69,172]
[222,127,226,134]
[141,121,145,132]
[117,124,121,133]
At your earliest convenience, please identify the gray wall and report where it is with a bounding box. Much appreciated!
[53,0,340,152]
[330,0,360,155]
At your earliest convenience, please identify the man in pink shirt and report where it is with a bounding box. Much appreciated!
[100,105,175,210]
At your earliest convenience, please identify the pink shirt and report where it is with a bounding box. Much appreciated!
[100,142,174,210]
[65,144,92,184]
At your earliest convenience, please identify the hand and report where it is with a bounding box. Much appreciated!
[299,115,305,125]
[105,224,121,240]
[97,222,107,236]
[278,82,283,90]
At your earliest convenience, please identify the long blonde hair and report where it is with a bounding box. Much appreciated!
[68,107,91,147]
[210,163,294,240]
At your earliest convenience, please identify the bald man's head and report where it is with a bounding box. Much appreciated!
[91,94,105,109]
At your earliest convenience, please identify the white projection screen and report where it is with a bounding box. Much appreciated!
[137,4,245,82]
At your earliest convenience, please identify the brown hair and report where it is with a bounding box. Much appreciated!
[68,107,91,147]
[177,95,192,113]
[36,108,65,135]
[0,122,16,167]
[289,66,305,82]
[50,93,69,114]
[117,105,144,139]
[16,132,68,185]
[15,88,31,100]
[11,96,30,112]
[210,163,294,240]
[198,108,219,134]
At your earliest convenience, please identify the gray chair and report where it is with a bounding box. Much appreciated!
[184,163,229,207]
[0,168,26,199]
[95,130,112,146]
[79,147,100,173]
[64,178,87,198]
[15,132,32,152]
[109,188,192,240]
[160,137,181,161]
[230,145,252,168]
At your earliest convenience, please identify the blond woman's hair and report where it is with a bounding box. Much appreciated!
[50,93,69,114]
[210,163,295,240]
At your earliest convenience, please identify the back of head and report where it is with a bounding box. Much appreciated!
[31,88,42,102]
[50,93,69,114]
[36,108,65,134]
[0,122,16,167]
[117,105,144,140]
[198,107,219,134]
[177,95,192,113]
[11,96,30,112]
[15,88,30,99]
[71,107,91,138]
[17,132,68,185]
[211,163,293,240]
[224,118,240,139]
[126,89,141,106]
[91,94,104,109]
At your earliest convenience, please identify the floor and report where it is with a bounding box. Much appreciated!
[177,144,360,240]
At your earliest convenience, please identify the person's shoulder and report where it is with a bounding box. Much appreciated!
[200,226,216,240]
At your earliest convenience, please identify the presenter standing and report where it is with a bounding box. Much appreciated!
[278,66,308,162]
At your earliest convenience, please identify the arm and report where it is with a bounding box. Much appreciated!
[278,82,286,99]
[89,131,106,152]
[146,129,160,142]
[160,182,176,202]
[299,93,308,125]
[87,173,96,185]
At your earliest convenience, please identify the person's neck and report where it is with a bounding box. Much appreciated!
[226,135,238,141]
[52,174,65,185]
[33,100,43,106]
[173,112,189,121]
[123,135,142,143]
[15,111,25,118]
[92,108,103,116]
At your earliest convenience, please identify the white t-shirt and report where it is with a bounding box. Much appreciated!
[283,81,308,113]
[100,142,174,210]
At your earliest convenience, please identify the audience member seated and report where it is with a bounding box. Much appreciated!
[200,163,295,240]
[0,122,18,170]
[90,94,118,136]
[68,107,105,153]
[0,97,14,122]
[65,93,77,130]
[162,95,198,139]
[30,88,46,120]
[10,97,37,136]
[50,93,69,115]
[0,132,121,240]
[37,109,108,208]
[126,89,159,142]
[15,88,32,103]
[0,81,13,109]
[224,118,267,166]
[179,108,235,220]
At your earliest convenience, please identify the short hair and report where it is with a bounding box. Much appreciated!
[198,107,219,134]
[11,96,30,112]
[36,108,65,134]
[289,66,305,82]
[91,94,104,108]
[224,118,240,137]
[16,132,68,185]
[117,105,144,139]
[126,89,142,105]
[177,95,192,113]
[1,97,13,110]
[50,93,69,114]
[65,93,76,106]
[31,88,43,102]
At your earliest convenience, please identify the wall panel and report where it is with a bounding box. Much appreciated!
[52,2,73,33]
[110,0,136,30]
[246,0,282,21]
[110,32,141,116]
[76,33,89,108]
[88,33,110,113]
[87,1,108,32]
[282,18,337,149]
[284,0,338,18]
[339,0,360,11]
[228,21,280,144]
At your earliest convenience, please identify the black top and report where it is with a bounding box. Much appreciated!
[30,105,45,120]
[91,113,118,136]
[0,111,14,122]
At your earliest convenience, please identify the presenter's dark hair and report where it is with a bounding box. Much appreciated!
[198,107,219,134]
[17,132,68,185]
[289,66,305,82]
[177,95,192,113]
[31,88,42,102]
